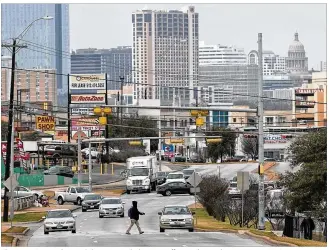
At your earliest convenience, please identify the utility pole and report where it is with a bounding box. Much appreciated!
[173,93,176,162]
[77,127,82,187]
[67,74,71,143]
[105,74,109,159]
[158,116,162,171]
[120,76,124,125]
[2,39,26,222]
[257,33,265,230]
[195,89,199,156]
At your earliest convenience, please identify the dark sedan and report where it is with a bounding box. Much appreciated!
[44,166,74,178]
[82,194,102,212]
[157,181,193,196]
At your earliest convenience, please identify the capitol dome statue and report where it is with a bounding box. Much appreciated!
[286,32,308,74]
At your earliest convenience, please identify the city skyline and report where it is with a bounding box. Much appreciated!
[70,3,326,70]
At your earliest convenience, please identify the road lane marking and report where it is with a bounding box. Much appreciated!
[173,238,177,240]
[165,234,169,236]
[93,241,98,243]
[182,245,187,247]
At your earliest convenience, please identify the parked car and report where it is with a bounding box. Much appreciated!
[99,197,125,218]
[43,209,77,234]
[165,172,186,183]
[158,205,195,232]
[1,186,43,199]
[228,181,241,196]
[155,171,170,186]
[55,186,90,205]
[44,166,74,178]
[157,181,193,196]
[44,145,76,159]
[82,147,100,159]
[182,169,194,180]
[82,194,103,212]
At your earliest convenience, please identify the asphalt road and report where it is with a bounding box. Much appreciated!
[27,192,270,247]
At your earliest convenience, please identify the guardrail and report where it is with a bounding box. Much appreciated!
[13,195,35,211]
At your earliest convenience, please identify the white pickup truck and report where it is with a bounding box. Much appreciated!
[54,186,91,205]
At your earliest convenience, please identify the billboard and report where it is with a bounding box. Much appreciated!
[71,94,106,104]
[69,74,106,90]
[35,116,55,131]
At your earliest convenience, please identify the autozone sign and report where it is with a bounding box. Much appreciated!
[69,74,106,90]
[71,94,105,104]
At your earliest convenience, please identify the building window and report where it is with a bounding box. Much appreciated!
[233,118,237,123]
[265,117,274,125]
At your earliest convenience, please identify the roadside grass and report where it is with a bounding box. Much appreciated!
[1,212,46,222]
[4,226,28,233]
[1,234,15,245]
[190,206,327,247]
[42,190,55,198]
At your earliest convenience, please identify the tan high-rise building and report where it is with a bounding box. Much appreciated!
[1,68,57,126]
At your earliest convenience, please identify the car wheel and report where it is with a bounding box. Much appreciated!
[99,214,103,218]
[188,228,194,232]
[120,213,124,218]
[160,228,165,233]
[44,230,49,234]
[165,190,172,196]
[126,190,130,194]
[72,229,76,234]
[57,197,64,205]
[147,187,151,193]
[82,208,86,212]
[77,198,82,205]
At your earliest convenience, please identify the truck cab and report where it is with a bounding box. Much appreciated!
[126,156,158,194]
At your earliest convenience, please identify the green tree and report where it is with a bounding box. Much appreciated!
[1,120,9,141]
[206,127,237,162]
[279,129,327,217]
[109,115,158,152]
[241,137,258,160]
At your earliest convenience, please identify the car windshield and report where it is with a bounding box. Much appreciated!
[47,210,72,218]
[101,199,121,204]
[84,194,101,200]
[183,170,194,175]
[230,183,237,188]
[75,187,90,193]
[163,206,190,215]
[129,168,149,176]
[167,174,183,179]
[157,172,167,177]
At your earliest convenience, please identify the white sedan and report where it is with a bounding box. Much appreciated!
[43,209,77,234]
[99,197,125,218]
[1,186,43,199]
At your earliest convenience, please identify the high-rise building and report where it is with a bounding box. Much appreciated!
[132,6,199,105]
[248,50,286,75]
[1,4,70,104]
[286,32,308,74]
[199,41,247,66]
[199,64,258,103]
[70,46,132,90]
[320,61,327,72]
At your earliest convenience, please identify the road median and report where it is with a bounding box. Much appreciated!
[189,204,326,247]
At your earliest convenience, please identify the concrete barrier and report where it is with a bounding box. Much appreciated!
[13,195,35,211]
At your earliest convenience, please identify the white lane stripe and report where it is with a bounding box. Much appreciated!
[173,238,177,240]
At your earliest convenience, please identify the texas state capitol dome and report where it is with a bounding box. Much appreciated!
[286,32,308,74]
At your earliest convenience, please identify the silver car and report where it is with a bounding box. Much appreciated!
[43,209,77,234]
[99,197,125,218]
[158,205,195,232]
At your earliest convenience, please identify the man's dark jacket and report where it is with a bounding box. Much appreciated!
[128,201,143,220]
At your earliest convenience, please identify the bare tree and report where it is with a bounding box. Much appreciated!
[241,138,258,160]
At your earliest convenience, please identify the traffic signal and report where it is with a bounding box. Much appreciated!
[258,163,264,175]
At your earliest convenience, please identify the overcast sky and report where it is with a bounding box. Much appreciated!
[70,3,326,70]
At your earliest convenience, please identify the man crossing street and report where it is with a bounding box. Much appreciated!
[126,201,145,235]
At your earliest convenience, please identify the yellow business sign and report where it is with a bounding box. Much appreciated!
[129,141,142,146]
[206,138,222,143]
[35,116,55,131]
[170,139,184,144]
[196,117,204,126]
[99,116,107,125]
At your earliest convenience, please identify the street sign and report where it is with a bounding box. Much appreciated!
[15,127,29,132]
[99,116,107,125]
[3,174,19,192]
[190,187,200,193]
[35,116,55,131]
[196,117,204,126]
[187,172,202,187]
[190,110,209,117]
[170,139,184,144]
[206,138,222,143]
[129,141,142,146]
[237,171,249,192]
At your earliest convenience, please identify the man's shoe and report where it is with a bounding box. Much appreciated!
[126,232,131,235]
[140,231,144,234]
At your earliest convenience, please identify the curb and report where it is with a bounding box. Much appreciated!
[244,231,297,247]
[195,227,297,247]
[12,237,19,247]
[4,227,30,236]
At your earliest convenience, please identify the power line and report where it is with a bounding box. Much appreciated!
[2,65,327,105]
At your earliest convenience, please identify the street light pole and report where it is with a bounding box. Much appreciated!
[257,33,265,230]
[120,76,124,125]
[1,16,53,222]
